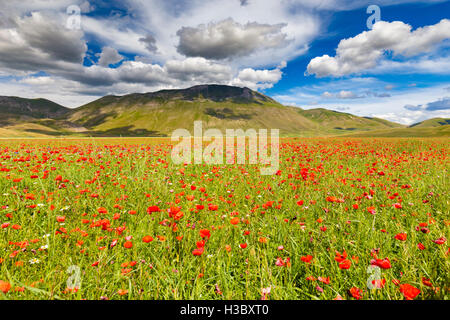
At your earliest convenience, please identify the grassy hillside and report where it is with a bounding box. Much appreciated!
[297,108,405,134]
[67,85,322,136]
[0,96,69,122]
[338,125,450,137]
[409,117,450,128]
[341,116,450,137]
[0,96,87,136]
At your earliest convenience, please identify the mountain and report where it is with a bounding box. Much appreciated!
[339,116,450,137]
[409,117,450,128]
[0,96,68,122]
[297,108,404,134]
[0,85,448,137]
[65,85,322,136]
[0,96,86,135]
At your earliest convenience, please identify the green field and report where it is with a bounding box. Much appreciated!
[0,137,448,300]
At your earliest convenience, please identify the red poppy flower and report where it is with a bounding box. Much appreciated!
[394,233,407,241]
[142,235,153,243]
[123,241,133,249]
[199,229,211,239]
[97,207,107,214]
[334,250,347,263]
[399,284,420,300]
[339,259,352,269]
[25,193,35,200]
[433,237,446,245]
[371,257,391,269]
[301,255,313,263]
[230,217,240,225]
[393,203,402,209]
[147,206,160,214]
[196,240,205,248]
[168,206,183,220]
[192,247,204,256]
[318,277,330,285]
[349,287,362,300]
[117,289,128,296]
[0,280,11,294]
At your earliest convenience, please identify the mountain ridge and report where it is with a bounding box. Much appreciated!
[0,84,448,137]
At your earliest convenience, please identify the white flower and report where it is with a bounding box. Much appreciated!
[43,234,50,238]
[29,258,40,264]
[40,245,48,250]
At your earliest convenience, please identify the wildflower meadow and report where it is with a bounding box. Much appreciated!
[0,137,448,300]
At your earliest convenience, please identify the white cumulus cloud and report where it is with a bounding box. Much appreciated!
[307,19,450,77]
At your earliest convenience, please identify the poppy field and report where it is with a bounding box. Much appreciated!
[0,137,448,300]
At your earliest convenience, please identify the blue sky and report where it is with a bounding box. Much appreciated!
[0,0,449,124]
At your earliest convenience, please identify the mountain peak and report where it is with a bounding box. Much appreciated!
[0,96,69,121]
[126,84,278,104]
